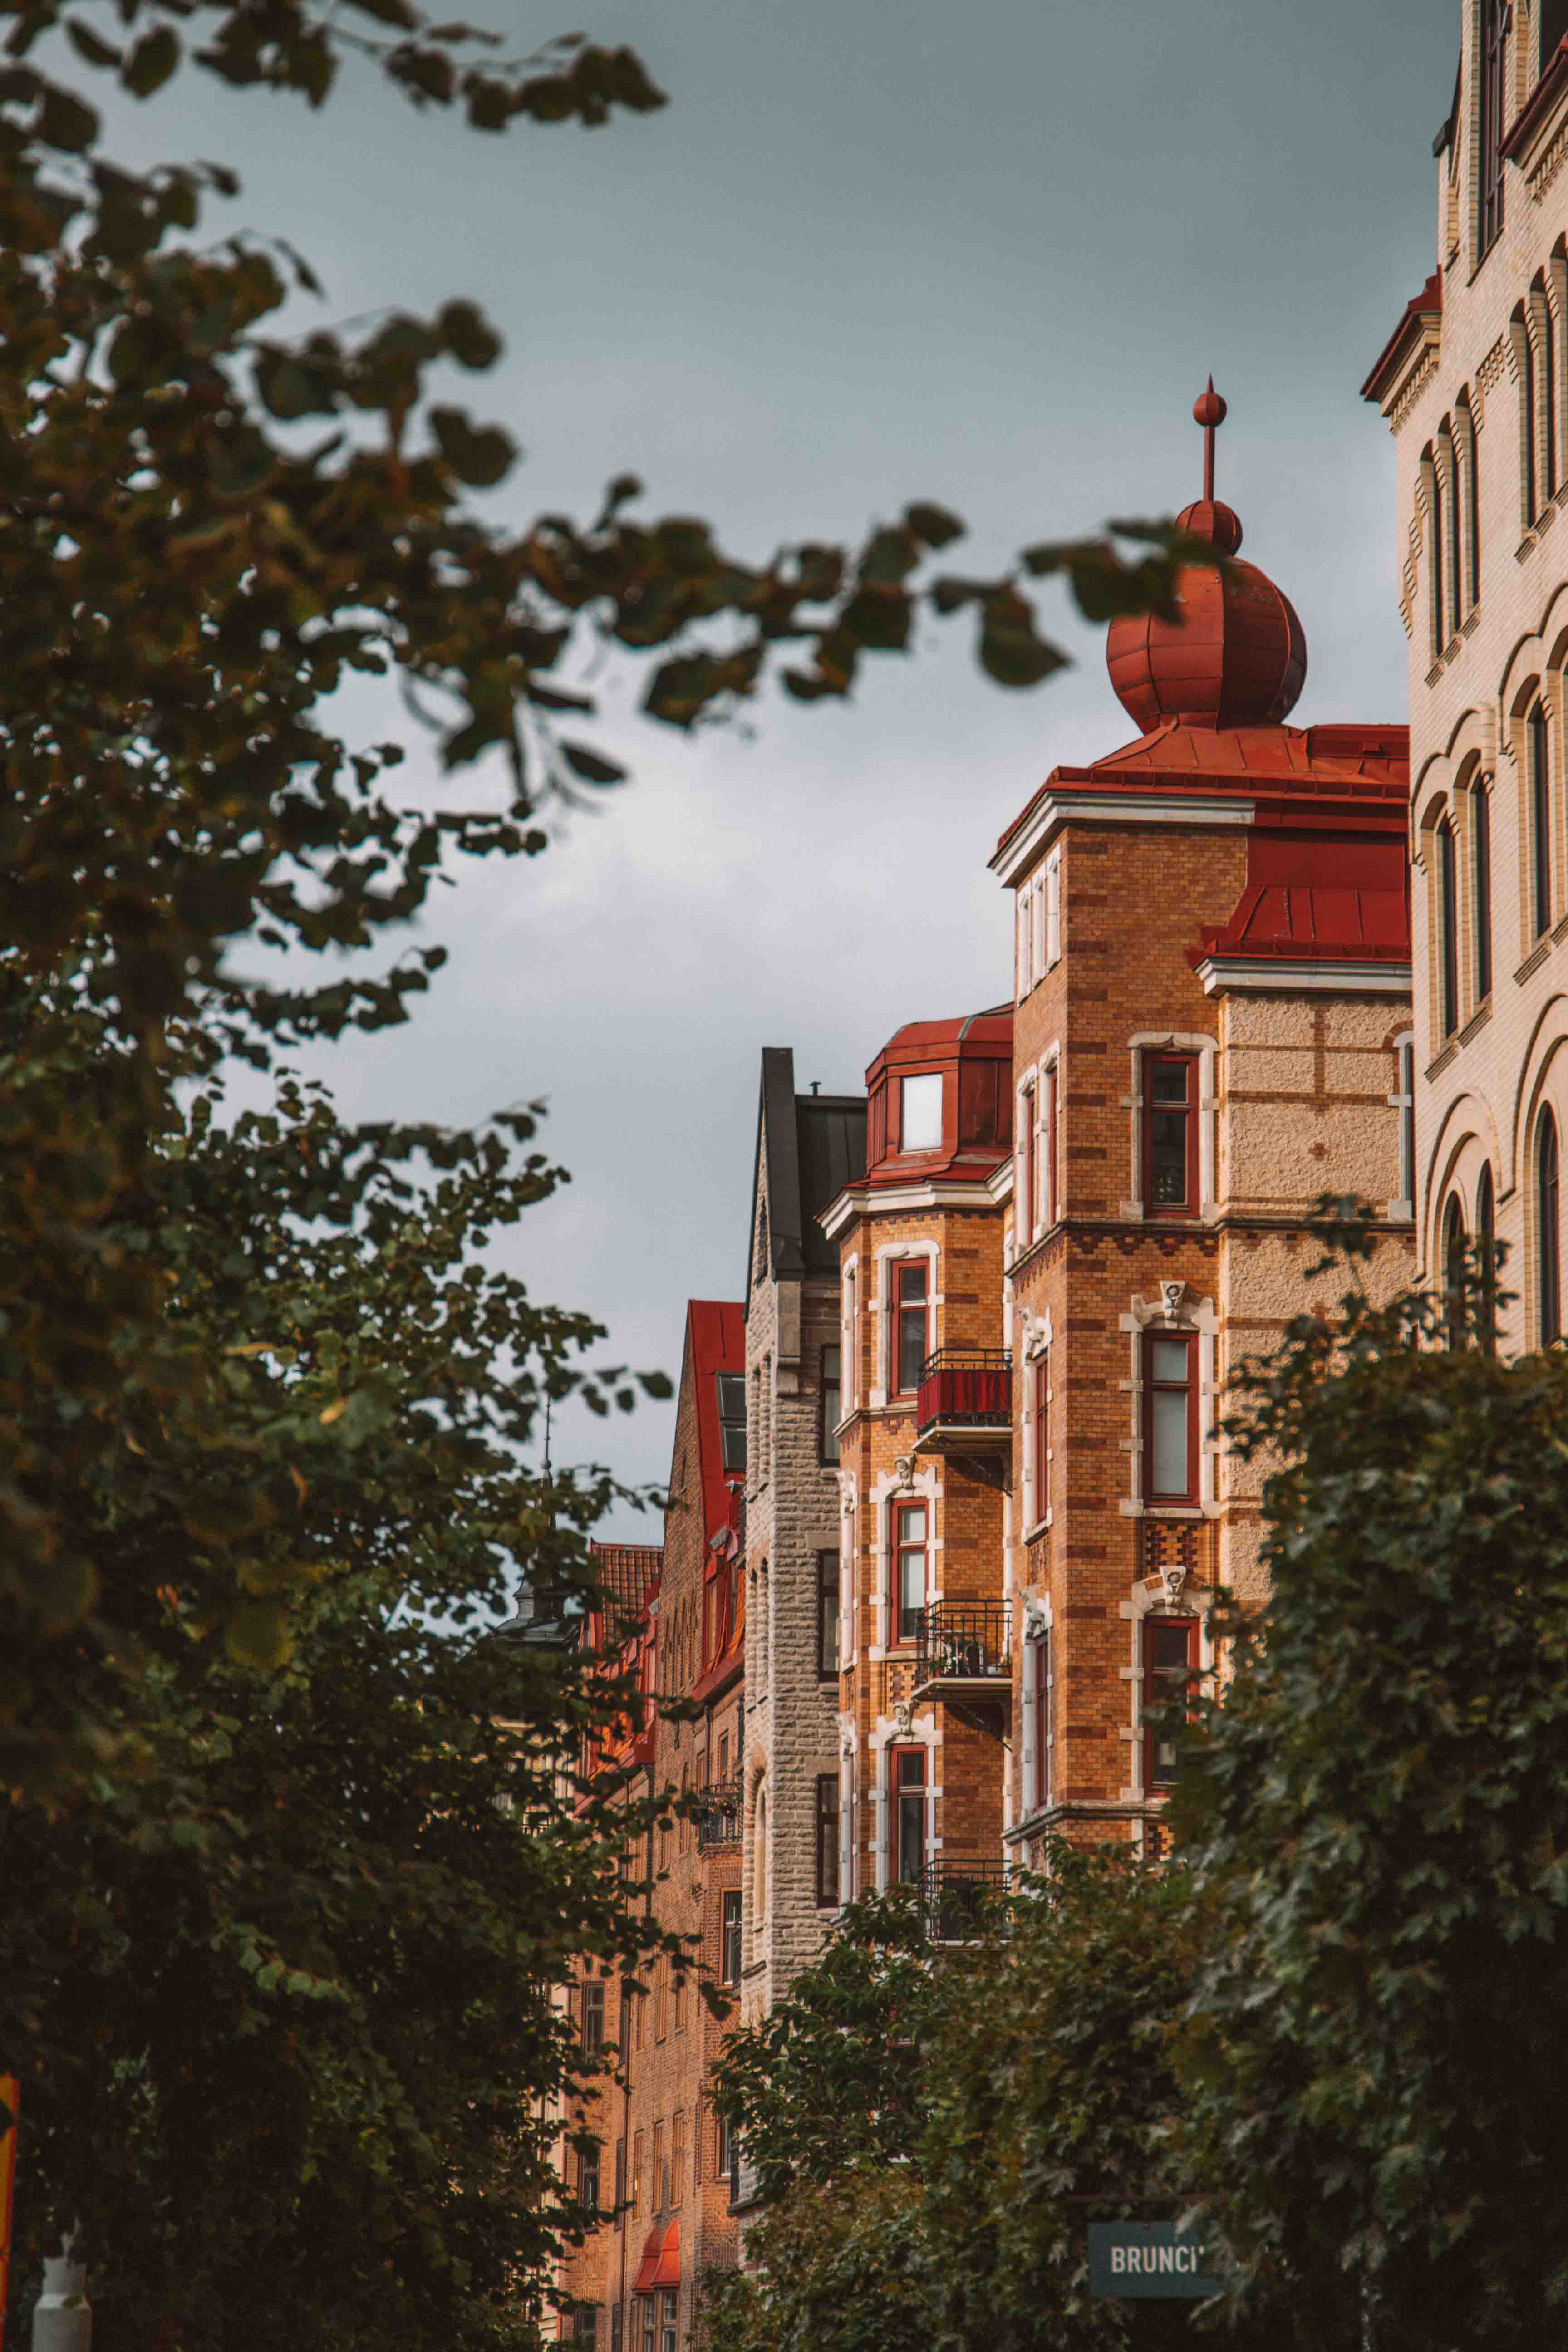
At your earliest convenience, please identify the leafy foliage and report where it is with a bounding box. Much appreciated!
[0,0,1215,1782]
[1179,1243,1568,2349]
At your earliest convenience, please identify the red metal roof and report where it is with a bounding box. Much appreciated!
[652,2220,681,2285]
[683,1299,745,1548]
[1192,826,1410,967]
[631,2228,663,2297]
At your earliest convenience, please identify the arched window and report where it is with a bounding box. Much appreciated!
[1437,422,1461,643]
[1457,392,1481,610]
[1542,286,1558,500]
[1443,1194,1468,1348]
[1473,776,1493,1000]
[1532,703,1553,937]
[1438,817,1459,1036]
[1480,0,1508,256]
[1477,1160,1497,1355]
[1539,1110,1562,1348]
[752,1781,768,1924]
[1429,451,1447,659]
[1518,302,1540,529]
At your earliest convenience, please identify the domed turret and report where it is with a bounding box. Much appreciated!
[1105,380,1307,733]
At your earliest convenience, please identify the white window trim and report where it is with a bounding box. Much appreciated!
[1117,1579,1219,1802]
[841,1252,860,1411]
[869,1709,937,1892]
[1044,847,1062,970]
[1013,1046,1061,1252]
[837,1713,858,1906]
[1123,1032,1219,1219]
[1389,1032,1415,1221]
[1018,1594,1053,1821]
[838,1474,858,1670]
[1020,1304,1054,1532]
[871,1239,940,1408]
[1117,1290,1220,1514]
[869,1458,939,1653]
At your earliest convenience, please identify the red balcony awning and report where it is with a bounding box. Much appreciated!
[630,2228,662,2296]
[653,2220,681,2285]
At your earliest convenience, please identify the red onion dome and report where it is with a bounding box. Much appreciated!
[1105,383,1307,733]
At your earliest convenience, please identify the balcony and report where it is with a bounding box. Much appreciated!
[914,1600,1010,1688]
[923,1856,1009,1943]
[914,1348,1011,1456]
[696,1781,742,1848]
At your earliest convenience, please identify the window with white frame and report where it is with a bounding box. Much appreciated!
[1044,849,1062,968]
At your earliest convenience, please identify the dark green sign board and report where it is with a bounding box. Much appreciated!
[1087,2221,1220,2299]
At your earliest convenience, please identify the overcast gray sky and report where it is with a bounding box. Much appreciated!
[133,0,1448,1531]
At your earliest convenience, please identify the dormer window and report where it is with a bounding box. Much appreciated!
[900,1073,943,1152]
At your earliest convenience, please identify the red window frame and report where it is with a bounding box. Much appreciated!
[1143,1331,1199,1505]
[890,1744,926,1884]
[1032,1357,1049,1524]
[1142,1615,1200,1792]
[1030,1625,1051,1812]
[893,1260,929,1395]
[893,1499,927,1644]
[1143,1053,1199,1214]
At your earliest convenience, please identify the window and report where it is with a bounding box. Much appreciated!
[1030,1625,1052,1812]
[1540,1109,1561,1347]
[573,2308,600,2345]
[1480,0,1506,257]
[652,2124,664,2211]
[716,2111,734,2184]
[1396,1036,1415,1208]
[1429,448,1447,657]
[1032,1358,1049,1527]
[1478,1161,1498,1355]
[631,2131,644,2210]
[673,1964,685,2034]
[1016,884,1033,997]
[894,1501,927,1642]
[1142,1616,1199,1791]
[958,1054,1006,1148]
[578,2144,601,2215]
[661,2292,678,2352]
[816,1550,840,1679]
[1458,393,1480,609]
[1045,850,1062,967]
[654,1962,666,2042]
[1019,1085,1036,1246]
[612,2308,623,2352]
[900,1072,943,1152]
[891,1746,926,1884]
[715,1372,747,1473]
[640,2302,655,2352]
[1438,817,1459,1038]
[893,1260,929,1394]
[1532,703,1553,936]
[615,2140,626,2212]
[819,1344,841,1462]
[1043,1063,1058,1228]
[672,2112,686,2207]
[1541,285,1558,498]
[1144,1332,1198,1505]
[721,1890,741,1985]
[634,1989,644,2051]
[580,1979,605,2054]
[1443,1194,1468,1349]
[815,1773,838,1906]
[1144,1055,1197,1213]
[1473,777,1493,1001]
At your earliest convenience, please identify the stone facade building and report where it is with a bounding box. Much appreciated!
[1362,0,1568,1352]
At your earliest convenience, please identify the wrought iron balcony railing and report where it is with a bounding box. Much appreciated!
[916,1347,1011,1435]
[914,1599,1010,1684]
[923,1856,1009,1942]
[696,1781,742,1847]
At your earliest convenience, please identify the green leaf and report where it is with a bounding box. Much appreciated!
[223,1598,294,1669]
[37,82,98,150]
[437,298,501,369]
[428,406,513,485]
[559,741,626,786]
[123,24,179,96]
[65,18,123,67]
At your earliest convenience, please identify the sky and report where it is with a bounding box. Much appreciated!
[110,0,1451,1533]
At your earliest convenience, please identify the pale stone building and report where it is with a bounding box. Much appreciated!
[1363,0,1568,1341]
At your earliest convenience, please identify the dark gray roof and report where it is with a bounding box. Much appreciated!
[747,1046,865,1307]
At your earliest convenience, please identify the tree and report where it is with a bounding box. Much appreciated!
[1,1062,694,2347]
[0,0,1204,1789]
[1179,1239,1568,2350]
[705,1858,1234,2352]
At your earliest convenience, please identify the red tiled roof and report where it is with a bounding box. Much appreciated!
[684,1298,745,1549]
[589,1542,663,1624]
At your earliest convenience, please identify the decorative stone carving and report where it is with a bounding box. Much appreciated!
[1020,1311,1049,1361]
[1022,1596,1050,1641]
[1159,1279,1186,1321]
[892,1700,913,1738]
[1159,1561,1189,1609]
[893,1453,915,1488]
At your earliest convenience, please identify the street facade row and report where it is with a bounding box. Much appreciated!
[551,6,1568,2341]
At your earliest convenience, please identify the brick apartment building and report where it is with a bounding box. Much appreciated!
[557,1304,747,2352]
[1362,0,1568,1356]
